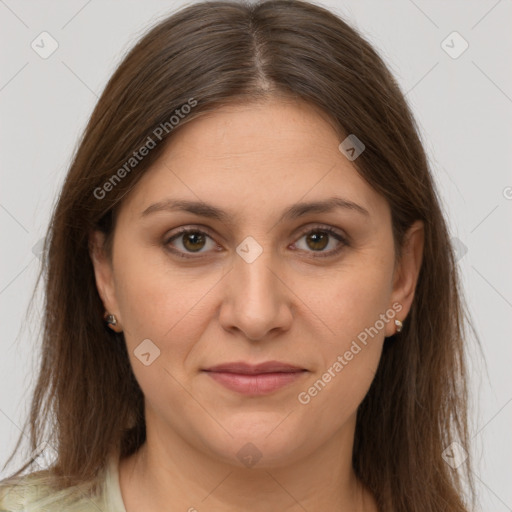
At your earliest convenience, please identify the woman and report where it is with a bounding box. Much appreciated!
[0,0,476,510]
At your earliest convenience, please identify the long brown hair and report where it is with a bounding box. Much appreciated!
[1,1,477,510]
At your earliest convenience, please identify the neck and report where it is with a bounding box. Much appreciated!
[118,412,377,512]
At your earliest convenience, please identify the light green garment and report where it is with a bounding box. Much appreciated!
[0,453,127,512]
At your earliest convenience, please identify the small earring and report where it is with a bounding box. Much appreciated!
[104,312,118,327]
[394,319,403,333]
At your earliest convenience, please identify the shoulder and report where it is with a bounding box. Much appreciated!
[0,470,105,512]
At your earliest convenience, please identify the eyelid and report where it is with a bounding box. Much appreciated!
[164,225,220,259]
[292,224,349,258]
[164,223,349,259]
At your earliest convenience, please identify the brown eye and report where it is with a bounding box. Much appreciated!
[293,226,348,258]
[181,231,207,252]
[165,225,348,260]
[165,228,217,258]
[305,231,329,251]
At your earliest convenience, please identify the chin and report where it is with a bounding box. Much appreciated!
[200,413,312,469]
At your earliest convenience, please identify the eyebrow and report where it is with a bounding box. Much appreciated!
[140,196,370,224]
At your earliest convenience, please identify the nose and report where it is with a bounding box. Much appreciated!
[218,243,293,342]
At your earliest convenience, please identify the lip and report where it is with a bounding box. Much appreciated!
[202,361,307,395]
[204,361,304,374]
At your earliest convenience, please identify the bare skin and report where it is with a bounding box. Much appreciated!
[90,96,424,511]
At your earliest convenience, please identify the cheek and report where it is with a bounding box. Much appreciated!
[114,248,224,362]
[114,263,221,410]
[294,254,392,400]
[299,255,393,345]
[295,271,390,426]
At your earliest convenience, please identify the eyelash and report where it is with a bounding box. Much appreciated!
[164,225,349,260]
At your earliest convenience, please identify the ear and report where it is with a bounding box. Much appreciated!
[89,230,122,331]
[386,220,424,336]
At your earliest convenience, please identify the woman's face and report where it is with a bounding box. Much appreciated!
[91,97,423,468]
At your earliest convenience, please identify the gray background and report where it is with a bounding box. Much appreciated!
[1,0,511,510]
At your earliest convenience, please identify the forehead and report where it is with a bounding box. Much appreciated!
[166,98,343,166]
[118,98,389,225]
